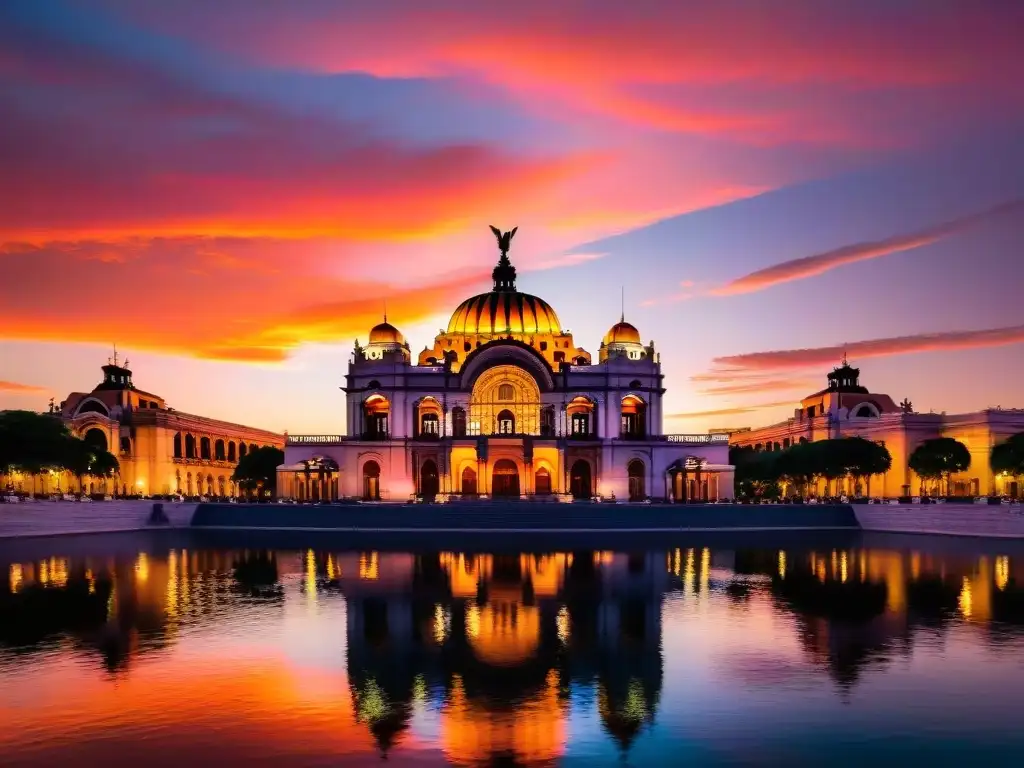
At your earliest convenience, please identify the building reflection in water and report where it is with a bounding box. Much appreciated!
[3,544,1024,763]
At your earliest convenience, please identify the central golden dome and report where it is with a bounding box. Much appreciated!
[447,291,562,336]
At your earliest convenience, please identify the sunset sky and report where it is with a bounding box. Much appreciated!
[2,0,1023,435]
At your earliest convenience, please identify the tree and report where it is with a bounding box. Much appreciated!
[233,446,285,499]
[0,410,74,492]
[775,442,816,497]
[909,437,971,496]
[729,445,782,501]
[844,437,892,497]
[991,433,1024,496]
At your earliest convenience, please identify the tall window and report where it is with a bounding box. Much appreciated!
[421,413,439,435]
[540,406,555,436]
[452,407,467,437]
[497,409,515,434]
[571,412,590,435]
[497,383,514,401]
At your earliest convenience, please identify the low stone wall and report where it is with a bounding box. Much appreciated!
[191,501,861,532]
[854,503,1024,539]
[0,500,197,539]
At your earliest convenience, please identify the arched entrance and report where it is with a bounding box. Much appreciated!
[363,460,381,500]
[83,428,107,452]
[570,460,592,499]
[462,466,477,496]
[492,459,520,497]
[420,459,439,500]
[535,467,552,495]
[628,459,645,501]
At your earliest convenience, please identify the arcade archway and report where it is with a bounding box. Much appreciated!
[492,459,520,497]
[420,459,439,500]
[570,460,592,499]
[363,460,381,500]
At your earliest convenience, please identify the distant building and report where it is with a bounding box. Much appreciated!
[2,355,283,496]
[279,232,734,502]
[729,359,1024,497]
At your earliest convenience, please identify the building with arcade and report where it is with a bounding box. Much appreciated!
[1,354,283,497]
[278,228,733,502]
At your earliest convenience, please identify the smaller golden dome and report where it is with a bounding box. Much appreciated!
[369,321,405,345]
[603,321,641,345]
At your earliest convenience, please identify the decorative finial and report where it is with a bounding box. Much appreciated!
[620,286,625,323]
[383,297,387,324]
[841,345,848,367]
[112,343,118,367]
[124,357,129,368]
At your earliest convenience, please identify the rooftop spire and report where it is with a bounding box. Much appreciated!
[620,286,625,323]
[383,297,388,324]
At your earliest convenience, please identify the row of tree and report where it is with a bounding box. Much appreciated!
[0,411,120,493]
[734,432,1024,500]
[731,437,893,500]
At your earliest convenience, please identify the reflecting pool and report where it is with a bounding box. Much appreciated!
[3,539,1024,765]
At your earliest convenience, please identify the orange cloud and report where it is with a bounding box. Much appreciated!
[711,199,1024,296]
[667,401,795,420]
[0,380,47,394]
[712,323,1024,372]
[0,237,491,362]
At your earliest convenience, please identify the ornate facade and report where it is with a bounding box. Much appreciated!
[730,360,1024,497]
[279,230,733,502]
[3,356,283,497]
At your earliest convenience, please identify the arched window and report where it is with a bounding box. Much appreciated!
[420,412,439,436]
[855,404,878,418]
[620,395,646,439]
[228,441,236,462]
[497,409,515,435]
[535,467,551,495]
[462,466,477,495]
[120,436,131,455]
[84,428,108,453]
[628,459,645,501]
[363,460,381,500]
[497,383,514,401]
[185,434,196,459]
[364,395,390,439]
[799,437,809,444]
[77,400,109,417]
[200,437,211,460]
[567,396,594,438]
[452,407,467,438]
[249,443,258,455]
[238,442,248,459]
[205,474,214,496]
[215,439,226,461]
[173,432,182,458]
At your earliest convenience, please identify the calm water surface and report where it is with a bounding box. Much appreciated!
[3,538,1024,766]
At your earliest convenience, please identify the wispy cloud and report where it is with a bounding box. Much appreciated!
[698,378,818,396]
[641,280,700,306]
[528,252,606,271]
[0,380,47,394]
[712,323,1024,372]
[711,200,1024,296]
[667,401,794,420]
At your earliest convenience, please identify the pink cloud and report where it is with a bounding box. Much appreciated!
[711,199,1024,296]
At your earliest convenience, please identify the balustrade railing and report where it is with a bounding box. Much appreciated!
[286,432,727,445]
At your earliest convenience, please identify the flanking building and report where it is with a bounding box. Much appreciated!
[729,359,1024,498]
[279,231,733,502]
[2,356,283,497]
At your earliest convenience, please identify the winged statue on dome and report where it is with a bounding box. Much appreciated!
[489,225,518,256]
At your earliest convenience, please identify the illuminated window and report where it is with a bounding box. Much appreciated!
[497,383,514,401]
[497,409,515,434]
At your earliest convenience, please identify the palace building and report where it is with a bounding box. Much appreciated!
[2,355,283,497]
[279,229,733,502]
[730,359,1024,498]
